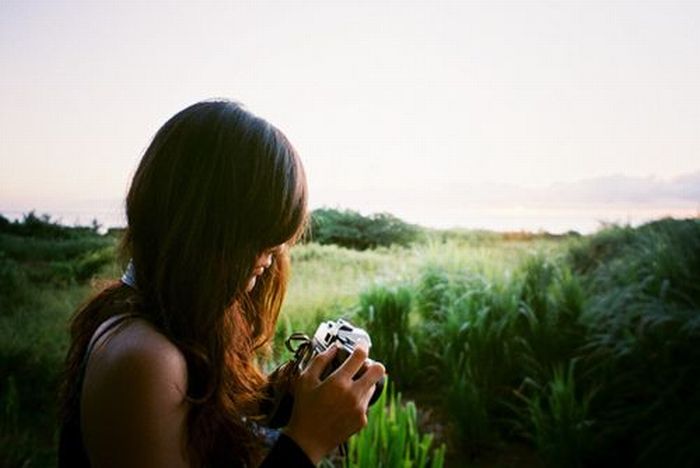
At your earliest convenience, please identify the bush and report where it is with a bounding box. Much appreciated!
[0,212,100,240]
[309,208,421,250]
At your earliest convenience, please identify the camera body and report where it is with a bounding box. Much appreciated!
[308,318,373,379]
[264,319,384,428]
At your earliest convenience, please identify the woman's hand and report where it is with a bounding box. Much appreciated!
[283,343,386,464]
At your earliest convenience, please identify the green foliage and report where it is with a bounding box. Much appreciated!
[415,266,452,323]
[515,257,587,376]
[0,214,114,288]
[0,214,115,467]
[409,220,700,466]
[576,219,700,466]
[309,208,421,250]
[513,361,594,467]
[445,355,495,455]
[346,381,446,468]
[415,268,522,452]
[0,232,111,264]
[0,281,87,467]
[0,254,29,312]
[0,212,100,239]
[356,284,417,388]
[74,246,115,281]
[2,212,700,466]
[0,374,33,468]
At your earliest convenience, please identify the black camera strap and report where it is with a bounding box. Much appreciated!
[285,332,314,369]
[275,333,350,458]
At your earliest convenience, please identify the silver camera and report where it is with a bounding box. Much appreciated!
[264,318,384,428]
[308,319,373,379]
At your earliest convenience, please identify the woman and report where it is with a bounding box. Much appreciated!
[58,100,385,467]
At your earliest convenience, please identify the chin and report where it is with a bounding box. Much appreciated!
[246,276,257,292]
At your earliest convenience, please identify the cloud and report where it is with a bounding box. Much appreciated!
[437,171,700,209]
[541,172,700,206]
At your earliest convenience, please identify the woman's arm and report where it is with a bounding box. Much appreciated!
[81,319,191,468]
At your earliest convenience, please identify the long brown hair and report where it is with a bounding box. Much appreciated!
[60,100,308,466]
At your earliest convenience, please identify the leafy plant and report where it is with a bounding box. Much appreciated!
[346,381,446,468]
[357,284,418,388]
[512,361,594,467]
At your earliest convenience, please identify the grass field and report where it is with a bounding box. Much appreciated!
[1,216,698,467]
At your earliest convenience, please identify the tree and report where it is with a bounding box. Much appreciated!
[308,208,420,250]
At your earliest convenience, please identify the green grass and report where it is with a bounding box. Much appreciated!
[0,274,92,467]
[512,361,594,468]
[346,381,446,468]
[356,284,418,388]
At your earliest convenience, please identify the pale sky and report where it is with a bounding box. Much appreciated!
[1,0,699,232]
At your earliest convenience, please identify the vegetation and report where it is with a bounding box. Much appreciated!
[309,208,421,250]
[346,382,445,468]
[0,214,114,467]
[1,212,699,467]
[347,217,700,467]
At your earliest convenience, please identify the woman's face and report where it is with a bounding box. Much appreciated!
[245,246,280,292]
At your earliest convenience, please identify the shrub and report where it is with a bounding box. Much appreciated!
[0,211,100,240]
[0,233,111,263]
[309,208,420,250]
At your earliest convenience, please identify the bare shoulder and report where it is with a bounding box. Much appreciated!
[81,316,190,467]
[86,317,188,395]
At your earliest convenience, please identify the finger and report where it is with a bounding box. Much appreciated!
[359,383,377,409]
[354,361,385,394]
[304,345,338,381]
[331,342,369,381]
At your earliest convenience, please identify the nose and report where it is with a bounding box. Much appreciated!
[260,252,273,269]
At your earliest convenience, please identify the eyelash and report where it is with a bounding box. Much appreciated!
[267,245,284,256]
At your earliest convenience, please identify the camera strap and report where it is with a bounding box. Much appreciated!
[284,333,350,458]
[285,332,314,369]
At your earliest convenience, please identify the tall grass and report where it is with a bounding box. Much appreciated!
[401,220,699,466]
[283,243,413,324]
[512,361,594,467]
[0,225,111,467]
[346,381,446,468]
[356,284,417,388]
[515,257,587,380]
[575,219,700,466]
[414,267,523,453]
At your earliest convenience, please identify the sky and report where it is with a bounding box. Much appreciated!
[1,0,699,233]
